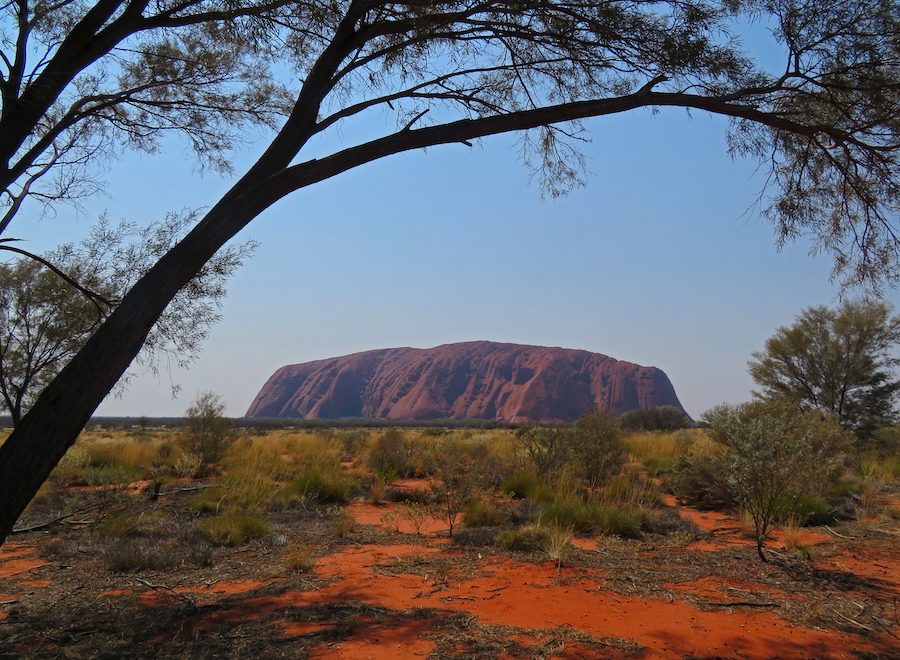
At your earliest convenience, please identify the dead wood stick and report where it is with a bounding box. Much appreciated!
[0,599,18,606]
[11,503,103,534]
[701,601,779,608]
[134,578,196,610]
[824,525,853,539]
[832,609,878,634]
[157,484,215,497]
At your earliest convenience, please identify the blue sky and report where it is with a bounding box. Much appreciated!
[16,102,897,420]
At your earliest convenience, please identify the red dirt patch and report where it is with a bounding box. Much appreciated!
[664,576,794,602]
[0,543,46,579]
[570,537,597,551]
[307,615,435,659]
[276,620,335,638]
[346,502,455,535]
[818,554,900,597]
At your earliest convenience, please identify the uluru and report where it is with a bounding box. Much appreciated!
[246,341,686,423]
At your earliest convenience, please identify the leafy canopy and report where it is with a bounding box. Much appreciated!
[749,300,900,431]
[0,212,254,424]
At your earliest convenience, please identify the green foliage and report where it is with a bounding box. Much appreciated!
[775,493,832,526]
[0,216,254,426]
[714,401,849,560]
[289,469,353,504]
[749,300,900,431]
[669,455,735,510]
[541,501,645,538]
[618,406,693,432]
[200,509,269,547]
[602,472,662,508]
[366,429,417,477]
[0,259,107,424]
[189,487,225,515]
[500,471,542,499]
[179,391,231,474]
[497,525,553,552]
[572,412,626,489]
[516,412,625,488]
[463,498,506,527]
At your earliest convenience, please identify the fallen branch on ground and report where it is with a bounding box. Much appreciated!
[11,503,103,534]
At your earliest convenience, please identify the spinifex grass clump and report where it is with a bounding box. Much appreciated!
[200,509,269,547]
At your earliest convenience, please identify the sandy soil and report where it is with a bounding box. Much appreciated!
[1,488,898,658]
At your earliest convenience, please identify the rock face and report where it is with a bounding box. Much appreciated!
[246,341,686,423]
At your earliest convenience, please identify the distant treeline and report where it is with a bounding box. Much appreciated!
[0,408,695,432]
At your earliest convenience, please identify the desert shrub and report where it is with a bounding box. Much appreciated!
[331,509,356,537]
[201,509,269,546]
[173,451,203,478]
[93,512,140,538]
[451,527,499,547]
[669,455,734,510]
[430,438,475,537]
[285,543,316,572]
[715,401,849,560]
[500,471,541,499]
[861,425,899,458]
[603,472,662,508]
[618,406,693,432]
[386,486,431,504]
[398,503,432,536]
[541,501,644,538]
[515,426,573,480]
[497,524,552,552]
[190,486,226,514]
[105,538,177,572]
[543,525,573,565]
[370,471,393,504]
[571,412,626,489]
[366,429,417,477]
[775,493,832,526]
[179,391,232,475]
[289,469,353,503]
[463,498,506,527]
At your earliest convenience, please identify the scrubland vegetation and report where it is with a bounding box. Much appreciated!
[2,401,898,657]
[5,399,896,570]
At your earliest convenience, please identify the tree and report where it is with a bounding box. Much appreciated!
[712,401,848,561]
[1,0,898,545]
[0,212,253,425]
[0,0,293,235]
[749,300,900,432]
[180,391,231,474]
[572,411,625,491]
[618,405,693,432]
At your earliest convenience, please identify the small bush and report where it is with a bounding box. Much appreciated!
[190,487,226,514]
[289,469,353,503]
[500,471,541,499]
[463,498,506,527]
[105,538,176,572]
[542,501,644,538]
[775,493,832,526]
[366,429,417,477]
[285,543,315,572]
[618,406,693,432]
[669,456,734,509]
[497,525,552,552]
[201,510,269,546]
[451,527,499,547]
[603,472,661,508]
[179,391,232,475]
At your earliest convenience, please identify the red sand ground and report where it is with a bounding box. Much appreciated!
[3,498,897,657]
